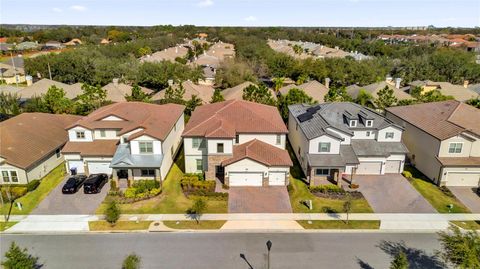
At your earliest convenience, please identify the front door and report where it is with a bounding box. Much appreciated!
[117,169,128,179]
[215,166,225,180]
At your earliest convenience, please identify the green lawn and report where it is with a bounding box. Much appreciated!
[297,220,380,229]
[96,148,227,214]
[163,220,226,230]
[0,164,66,215]
[0,222,18,232]
[451,221,480,230]
[89,221,152,231]
[404,166,470,213]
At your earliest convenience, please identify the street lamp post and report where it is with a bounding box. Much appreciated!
[266,240,272,269]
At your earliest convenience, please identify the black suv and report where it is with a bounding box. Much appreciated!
[83,174,108,194]
[62,175,87,194]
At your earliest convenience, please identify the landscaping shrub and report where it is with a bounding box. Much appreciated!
[26,180,40,192]
[132,180,160,193]
[402,171,413,179]
[180,174,215,192]
[105,200,121,225]
[189,191,228,200]
[439,186,455,198]
[122,253,141,269]
[309,184,345,194]
[10,187,28,200]
[287,184,293,193]
[124,188,137,199]
[110,180,118,191]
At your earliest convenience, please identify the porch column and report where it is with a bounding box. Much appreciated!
[127,169,133,187]
[154,169,161,182]
[112,169,118,182]
[334,170,340,187]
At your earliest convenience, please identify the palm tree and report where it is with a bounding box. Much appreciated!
[272,77,285,93]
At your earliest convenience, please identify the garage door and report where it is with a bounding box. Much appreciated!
[87,162,112,175]
[446,172,480,187]
[68,160,84,174]
[385,160,401,174]
[356,162,382,175]
[269,172,286,186]
[229,172,263,187]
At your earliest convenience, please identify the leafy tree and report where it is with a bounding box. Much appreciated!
[138,46,152,56]
[24,96,48,113]
[162,84,185,104]
[0,92,21,116]
[214,59,257,89]
[292,44,303,54]
[390,251,409,269]
[419,90,454,103]
[374,86,398,110]
[210,89,224,103]
[122,253,141,269]
[343,193,352,224]
[296,74,308,85]
[187,197,207,224]
[324,87,352,102]
[397,99,419,106]
[409,86,423,99]
[242,84,276,106]
[2,242,40,269]
[437,225,480,269]
[125,85,151,103]
[43,85,75,114]
[272,77,285,92]
[185,95,202,115]
[132,62,204,90]
[355,89,374,107]
[105,200,120,226]
[76,84,107,115]
[107,29,131,42]
[278,88,316,121]
[466,98,480,109]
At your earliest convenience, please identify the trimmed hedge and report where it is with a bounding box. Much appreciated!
[402,171,413,179]
[309,184,345,194]
[26,180,41,192]
[180,174,215,192]
[188,191,228,200]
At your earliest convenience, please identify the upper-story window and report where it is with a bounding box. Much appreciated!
[349,120,357,127]
[100,130,106,138]
[192,138,203,148]
[365,120,373,127]
[235,135,239,144]
[318,142,331,153]
[139,141,153,154]
[217,143,224,153]
[448,143,463,154]
[76,131,85,139]
[276,135,281,145]
[385,132,394,139]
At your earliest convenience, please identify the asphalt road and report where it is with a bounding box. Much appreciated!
[0,232,447,269]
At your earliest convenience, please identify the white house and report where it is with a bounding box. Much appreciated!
[62,102,185,183]
[183,100,292,187]
[288,102,408,185]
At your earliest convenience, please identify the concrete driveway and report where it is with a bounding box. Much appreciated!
[228,187,292,213]
[32,176,110,215]
[354,174,436,213]
[449,187,480,213]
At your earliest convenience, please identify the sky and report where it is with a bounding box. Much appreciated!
[1,0,479,27]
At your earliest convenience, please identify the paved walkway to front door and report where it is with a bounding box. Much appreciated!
[449,187,480,213]
[228,187,293,213]
[354,174,436,213]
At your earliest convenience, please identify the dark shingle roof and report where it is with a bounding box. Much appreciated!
[351,140,409,157]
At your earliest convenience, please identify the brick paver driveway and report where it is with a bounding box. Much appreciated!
[354,174,436,213]
[32,176,110,215]
[449,187,480,213]
[228,187,292,213]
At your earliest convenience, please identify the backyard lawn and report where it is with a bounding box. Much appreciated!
[163,220,226,230]
[89,221,152,231]
[0,164,66,215]
[404,166,470,213]
[297,220,380,229]
[96,149,228,214]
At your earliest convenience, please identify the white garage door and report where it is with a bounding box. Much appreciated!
[229,172,263,187]
[356,162,382,175]
[68,160,84,174]
[87,162,112,175]
[269,172,286,186]
[446,172,480,187]
[385,160,401,174]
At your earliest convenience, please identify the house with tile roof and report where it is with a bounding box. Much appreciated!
[289,102,407,185]
[17,78,84,100]
[386,100,480,187]
[62,102,185,183]
[221,81,276,101]
[407,80,478,102]
[0,113,81,184]
[102,79,153,102]
[152,80,215,104]
[183,100,292,186]
[346,79,412,106]
[278,80,330,103]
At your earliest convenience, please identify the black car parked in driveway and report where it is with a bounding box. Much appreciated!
[62,175,87,194]
[83,174,108,194]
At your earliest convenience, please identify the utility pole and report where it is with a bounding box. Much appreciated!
[9,45,18,88]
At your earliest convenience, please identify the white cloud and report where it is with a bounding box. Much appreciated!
[52,7,63,12]
[244,16,257,22]
[70,5,87,11]
[197,0,213,7]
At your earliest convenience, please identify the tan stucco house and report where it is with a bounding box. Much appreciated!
[0,113,81,184]
[183,100,292,187]
[386,100,480,187]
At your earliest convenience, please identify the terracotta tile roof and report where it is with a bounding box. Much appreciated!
[68,102,185,141]
[386,100,480,140]
[183,100,287,138]
[437,157,480,167]
[346,81,412,101]
[102,82,153,103]
[222,139,293,167]
[279,80,329,103]
[17,79,83,99]
[221,81,275,101]
[140,45,188,63]
[408,80,478,102]
[62,140,119,157]
[0,113,81,169]
[152,81,214,104]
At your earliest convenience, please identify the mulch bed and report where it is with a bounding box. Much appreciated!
[312,191,365,200]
